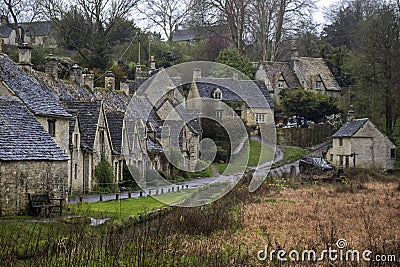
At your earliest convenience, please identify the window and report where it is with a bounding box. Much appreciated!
[99,129,105,157]
[215,110,223,118]
[74,164,78,180]
[316,81,322,90]
[277,80,284,88]
[390,148,396,159]
[345,156,349,167]
[213,88,222,100]
[48,119,56,137]
[256,113,265,123]
[73,133,79,148]
[339,138,343,146]
[235,110,242,117]
[330,154,333,162]
[339,155,343,166]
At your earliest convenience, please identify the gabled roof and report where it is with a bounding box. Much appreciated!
[0,54,71,118]
[195,78,275,109]
[332,118,369,137]
[172,24,229,42]
[62,101,102,150]
[0,21,54,38]
[106,112,125,155]
[0,96,68,161]
[296,57,341,91]
[262,62,301,89]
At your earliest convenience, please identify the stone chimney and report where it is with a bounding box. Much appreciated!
[347,105,355,122]
[150,55,156,71]
[193,68,202,80]
[232,72,238,80]
[45,54,58,79]
[18,43,33,72]
[105,70,115,91]
[70,63,82,85]
[82,68,94,92]
[290,45,299,62]
[120,76,130,95]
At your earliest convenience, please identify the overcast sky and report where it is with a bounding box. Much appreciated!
[313,0,339,24]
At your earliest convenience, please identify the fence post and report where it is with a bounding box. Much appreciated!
[79,196,83,202]
[99,195,103,201]
[116,193,119,200]
[128,192,132,198]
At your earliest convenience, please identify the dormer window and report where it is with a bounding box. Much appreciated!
[277,80,284,88]
[316,81,322,90]
[213,88,222,100]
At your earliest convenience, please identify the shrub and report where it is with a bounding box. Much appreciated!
[94,159,115,188]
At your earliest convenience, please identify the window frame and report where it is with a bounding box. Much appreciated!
[390,148,396,159]
[48,119,56,137]
[255,113,266,123]
[215,110,223,118]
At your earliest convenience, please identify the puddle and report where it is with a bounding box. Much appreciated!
[90,217,110,226]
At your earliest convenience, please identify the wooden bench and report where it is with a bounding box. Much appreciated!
[28,193,64,217]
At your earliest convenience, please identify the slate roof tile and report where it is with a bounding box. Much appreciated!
[62,101,101,150]
[195,78,275,109]
[332,118,369,137]
[0,96,69,161]
[106,112,124,154]
[0,54,71,117]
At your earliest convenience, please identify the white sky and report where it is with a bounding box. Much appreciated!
[313,0,339,24]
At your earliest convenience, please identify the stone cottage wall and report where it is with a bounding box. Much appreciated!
[0,160,68,215]
[36,116,70,154]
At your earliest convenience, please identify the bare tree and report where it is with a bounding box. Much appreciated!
[138,0,196,42]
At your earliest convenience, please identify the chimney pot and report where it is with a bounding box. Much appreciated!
[232,72,238,80]
[347,105,355,122]
[290,45,299,61]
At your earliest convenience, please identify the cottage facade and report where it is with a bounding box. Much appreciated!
[0,97,68,215]
[256,46,341,101]
[327,118,396,171]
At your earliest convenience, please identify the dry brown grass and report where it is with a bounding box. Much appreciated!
[235,180,400,265]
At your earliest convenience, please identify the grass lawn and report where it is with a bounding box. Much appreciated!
[272,146,309,168]
[68,192,188,219]
[213,139,275,174]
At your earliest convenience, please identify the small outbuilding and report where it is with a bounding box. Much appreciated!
[327,118,396,171]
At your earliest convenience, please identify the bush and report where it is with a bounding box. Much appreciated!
[94,159,115,188]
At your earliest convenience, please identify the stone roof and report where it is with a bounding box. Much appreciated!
[106,112,124,155]
[332,118,369,137]
[195,78,275,109]
[0,96,69,161]
[172,24,229,42]
[296,57,341,91]
[0,54,71,117]
[262,62,301,89]
[62,101,102,150]
[0,21,54,38]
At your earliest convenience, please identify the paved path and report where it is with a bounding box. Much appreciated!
[69,140,331,205]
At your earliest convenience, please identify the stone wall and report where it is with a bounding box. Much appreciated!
[35,116,70,154]
[276,124,332,148]
[0,160,68,215]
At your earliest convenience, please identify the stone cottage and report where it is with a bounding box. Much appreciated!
[0,97,69,215]
[255,46,342,101]
[327,117,397,171]
[187,69,275,127]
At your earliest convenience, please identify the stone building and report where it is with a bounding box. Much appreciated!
[327,118,397,171]
[187,69,275,127]
[0,16,56,47]
[255,46,342,101]
[63,101,114,192]
[0,97,69,215]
